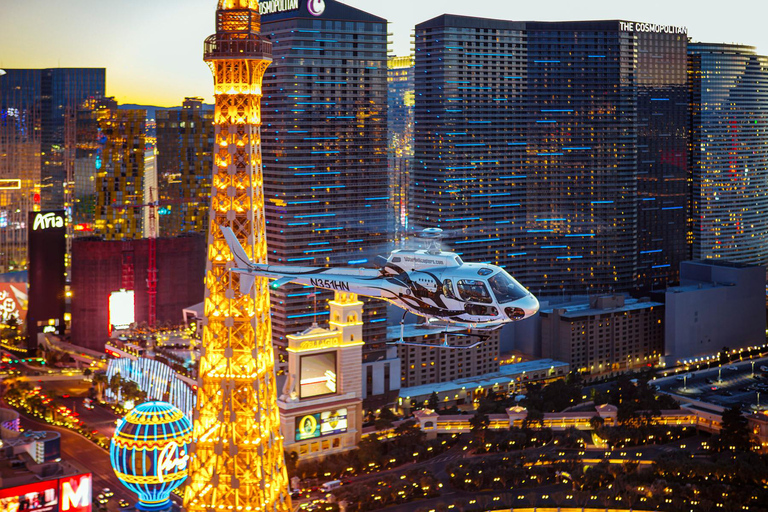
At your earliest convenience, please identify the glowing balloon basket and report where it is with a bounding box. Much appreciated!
[110,401,192,511]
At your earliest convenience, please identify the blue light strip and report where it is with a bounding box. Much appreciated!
[288,312,330,319]
[454,238,499,245]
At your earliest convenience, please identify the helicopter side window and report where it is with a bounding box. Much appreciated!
[457,280,492,304]
[442,279,456,299]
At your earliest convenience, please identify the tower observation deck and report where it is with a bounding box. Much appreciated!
[183,2,291,512]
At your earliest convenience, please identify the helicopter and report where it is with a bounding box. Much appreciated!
[221,226,539,345]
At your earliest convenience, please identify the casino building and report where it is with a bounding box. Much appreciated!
[278,291,364,463]
[411,17,689,295]
[0,408,92,512]
[259,0,390,362]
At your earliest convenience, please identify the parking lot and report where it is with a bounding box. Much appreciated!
[655,357,768,411]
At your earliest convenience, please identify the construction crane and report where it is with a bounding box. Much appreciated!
[146,187,158,327]
[111,188,197,328]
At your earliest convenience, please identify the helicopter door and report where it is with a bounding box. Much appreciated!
[457,279,497,317]
[456,280,492,304]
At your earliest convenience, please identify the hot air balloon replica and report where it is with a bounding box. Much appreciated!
[110,401,192,511]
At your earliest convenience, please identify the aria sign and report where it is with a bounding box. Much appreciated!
[32,212,65,231]
[259,0,325,16]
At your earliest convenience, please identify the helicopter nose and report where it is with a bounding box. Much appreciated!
[525,294,540,317]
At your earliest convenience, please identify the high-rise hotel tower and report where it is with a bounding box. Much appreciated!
[260,0,389,356]
[412,17,689,295]
[183,2,291,511]
[689,43,768,266]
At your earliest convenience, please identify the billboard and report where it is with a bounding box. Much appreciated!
[295,408,348,442]
[0,283,28,324]
[0,481,59,512]
[109,290,135,332]
[27,210,66,349]
[0,473,90,512]
[299,352,337,399]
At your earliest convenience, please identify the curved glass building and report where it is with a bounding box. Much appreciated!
[689,43,768,265]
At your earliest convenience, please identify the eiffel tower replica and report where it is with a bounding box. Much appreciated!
[183,2,291,511]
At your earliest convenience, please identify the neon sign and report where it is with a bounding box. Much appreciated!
[157,442,189,483]
[32,212,65,231]
[259,0,299,15]
[110,402,192,511]
[60,474,92,512]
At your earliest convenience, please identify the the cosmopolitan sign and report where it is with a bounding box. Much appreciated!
[260,0,325,16]
[259,0,298,14]
[620,21,687,35]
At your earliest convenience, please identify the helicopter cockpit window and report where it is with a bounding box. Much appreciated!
[457,280,492,304]
[443,279,455,299]
[488,271,529,303]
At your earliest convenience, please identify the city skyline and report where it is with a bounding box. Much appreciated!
[0,0,765,106]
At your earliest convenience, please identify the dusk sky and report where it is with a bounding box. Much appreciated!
[1,0,765,107]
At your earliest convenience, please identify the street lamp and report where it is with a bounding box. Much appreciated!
[752,361,756,378]
[683,375,688,391]
[718,367,722,384]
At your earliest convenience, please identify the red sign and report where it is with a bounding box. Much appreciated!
[0,480,59,512]
[0,283,27,324]
[59,474,91,512]
[0,473,91,512]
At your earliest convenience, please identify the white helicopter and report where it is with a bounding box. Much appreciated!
[221,226,539,347]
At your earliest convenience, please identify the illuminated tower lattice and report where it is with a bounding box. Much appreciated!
[183,2,291,512]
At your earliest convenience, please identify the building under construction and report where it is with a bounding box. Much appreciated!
[69,234,206,351]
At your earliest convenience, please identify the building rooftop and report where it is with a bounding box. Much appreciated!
[399,359,569,398]
[539,297,663,319]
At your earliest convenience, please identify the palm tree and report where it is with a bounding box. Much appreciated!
[552,490,567,512]
[525,491,539,512]
[92,372,107,401]
[108,373,122,401]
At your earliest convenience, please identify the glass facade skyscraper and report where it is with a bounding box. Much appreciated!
[0,68,105,271]
[388,56,414,236]
[155,97,214,237]
[412,17,689,295]
[689,43,768,265]
[260,0,389,355]
[39,69,106,210]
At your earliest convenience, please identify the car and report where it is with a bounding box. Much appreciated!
[97,494,107,505]
[102,488,114,498]
[727,366,738,371]
[760,366,768,372]
[118,499,130,509]
[290,491,302,499]
[705,378,714,384]
[676,375,686,381]
[721,390,733,397]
